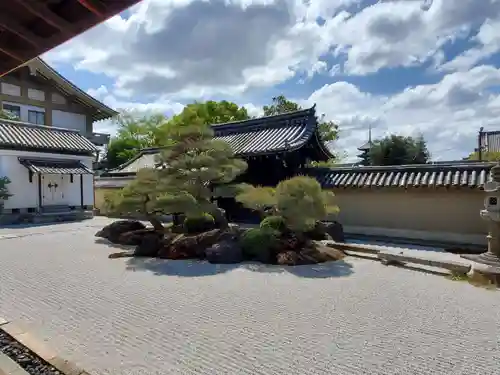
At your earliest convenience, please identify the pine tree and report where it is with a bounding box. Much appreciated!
[109,107,248,230]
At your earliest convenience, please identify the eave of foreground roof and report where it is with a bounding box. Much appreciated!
[26,58,118,122]
[309,161,497,190]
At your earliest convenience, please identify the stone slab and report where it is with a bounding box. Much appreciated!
[0,322,89,375]
[378,251,472,274]
[0,352,29,375]
[470,261,500,275]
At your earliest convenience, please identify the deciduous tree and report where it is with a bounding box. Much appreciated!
[369,134,430,166]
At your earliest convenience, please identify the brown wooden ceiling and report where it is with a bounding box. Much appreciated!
[0,0,142,77]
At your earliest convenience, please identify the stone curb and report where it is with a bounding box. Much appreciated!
[0,318,92,375]
[324,241,472,274]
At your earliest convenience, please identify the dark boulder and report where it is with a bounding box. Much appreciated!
[158,229,227,260]
[95,220,146,244]
[205,240,243,264]
[323,221,345,243]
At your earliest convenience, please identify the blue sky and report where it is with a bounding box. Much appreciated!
[44,0,500,162]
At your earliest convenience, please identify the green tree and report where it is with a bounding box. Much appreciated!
[104,102,250,170]
[262,95,339,143]
[468,151,500,161]
[0,176,12,212]
[369,134,430,166]
[0,110,19,120]
[109,105,248,230]
[103,111,167,169]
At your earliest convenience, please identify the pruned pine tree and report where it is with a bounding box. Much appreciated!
[155,111,248,226]
[111,107,248,230]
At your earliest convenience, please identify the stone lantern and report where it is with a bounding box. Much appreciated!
[462,162,500,276]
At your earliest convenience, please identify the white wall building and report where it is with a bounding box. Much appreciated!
[0,120,97,219]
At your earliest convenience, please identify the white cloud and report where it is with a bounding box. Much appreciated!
[43,0,500,164]
[439,18,500,72]
[305,65,500,162]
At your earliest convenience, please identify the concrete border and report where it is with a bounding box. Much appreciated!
[0,318,92,375]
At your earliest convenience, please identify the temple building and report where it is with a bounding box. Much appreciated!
[0,58,117,224]
[95,106,333,220]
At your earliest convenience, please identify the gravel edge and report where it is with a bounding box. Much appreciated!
[0,318,92,375]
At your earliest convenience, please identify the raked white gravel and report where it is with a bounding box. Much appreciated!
[0,218,499,375]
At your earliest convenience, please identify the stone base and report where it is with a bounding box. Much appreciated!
[461,252,500,270]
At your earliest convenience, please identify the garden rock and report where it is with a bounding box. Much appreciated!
[134,232,165,257]
[95,220,146,243]
[323,221,345,243]
[307,242,346,262]
[159,229,226,260]
[119,228,156,246]
[205,240,243,264]
[276,250,300,265]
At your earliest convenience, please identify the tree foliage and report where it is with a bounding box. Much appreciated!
[468,151,500,162]
[368,134,430,166]
[104,111,167,169]
[0,110,19,121]
[0,176,12,203]
[103,101,250,170]
[108,105,248,229]
[236,176,339,232]
[262,95,339,143]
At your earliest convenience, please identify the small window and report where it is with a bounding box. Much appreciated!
[70,174,74,183]
[28,171,33,183]
[2,104,21,119]
[28,110,45,125]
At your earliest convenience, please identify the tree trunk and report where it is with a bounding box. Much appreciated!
[147,214,164,232]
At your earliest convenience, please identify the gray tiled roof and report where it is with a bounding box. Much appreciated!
[19,158,93,174]
[311,162,496,189]
[0,120,97,154]
[480,131,500,153]
[106,107,331,175]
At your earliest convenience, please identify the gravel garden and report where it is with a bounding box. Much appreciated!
[97,111,347,266]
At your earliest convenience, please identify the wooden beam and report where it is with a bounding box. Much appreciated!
[0,45,24,62]
[77,0,106,17]
[0,13,46,47]
[12,0,77,35]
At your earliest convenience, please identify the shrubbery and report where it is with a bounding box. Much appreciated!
[240,227,279,262]
[0,177,12,211]
[260,215,286,232]
[237,176,339,233]
[183,213,215,234]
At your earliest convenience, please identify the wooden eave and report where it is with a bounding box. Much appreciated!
[0,0,141,77]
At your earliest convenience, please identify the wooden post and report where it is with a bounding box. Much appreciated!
[478,127,484,161]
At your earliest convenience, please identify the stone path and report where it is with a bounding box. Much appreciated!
[0,218,499,375]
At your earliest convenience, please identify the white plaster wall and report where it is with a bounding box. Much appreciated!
[2,101,45,123]
[27,88,45,101]
[1,82,21,96]
[52,110,86,133]
[0,150,94,210]
[51,92,67,105]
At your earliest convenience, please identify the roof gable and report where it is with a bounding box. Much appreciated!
[0,119,97,154]
[24,58,117,122]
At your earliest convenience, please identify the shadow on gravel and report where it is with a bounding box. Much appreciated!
[124,257,354,279]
